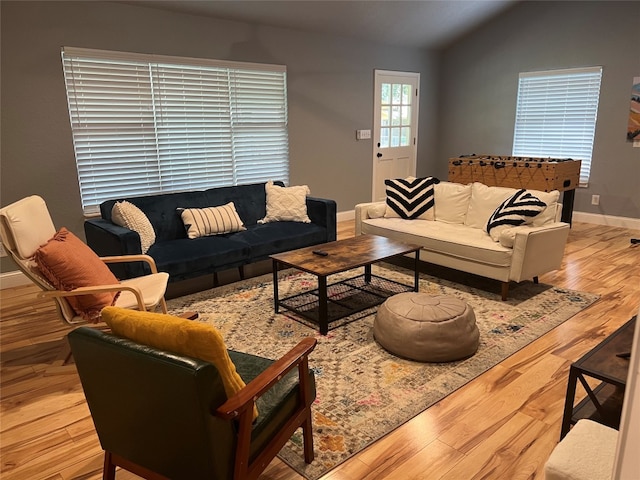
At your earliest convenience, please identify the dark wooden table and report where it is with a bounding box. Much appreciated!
[560,316,636,439]
[270,235,422,335]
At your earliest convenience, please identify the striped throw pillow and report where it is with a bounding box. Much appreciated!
[384,176,440,220]
[486,189,546,242]
[178,202,246,239]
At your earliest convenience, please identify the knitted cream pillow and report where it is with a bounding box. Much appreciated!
[259,180,311,223]
[111,201,156,253]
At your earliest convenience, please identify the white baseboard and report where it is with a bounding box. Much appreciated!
[573,211,640,230]
[1,210,636,290]
[337,210,355,222]
[0,270,31,289]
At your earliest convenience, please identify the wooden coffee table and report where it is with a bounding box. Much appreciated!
[270,235,422,335]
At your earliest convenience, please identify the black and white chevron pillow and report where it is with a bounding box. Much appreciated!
[486,189,547,241]
[384,176,440,220]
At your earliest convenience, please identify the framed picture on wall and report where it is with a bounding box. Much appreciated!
[628,77,640,147]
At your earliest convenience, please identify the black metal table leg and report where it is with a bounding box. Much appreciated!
[414,249,420,291]
[560,365,579,439]
[318,275,328,335]
[562,189,576,225]
[272,259,279,313]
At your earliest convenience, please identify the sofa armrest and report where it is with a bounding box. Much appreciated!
[509,222,570,282]
[355,201,386,235]
[306,197,337,242]
[84,219,147,279]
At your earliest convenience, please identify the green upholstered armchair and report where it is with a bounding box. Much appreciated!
[68,327,317,480]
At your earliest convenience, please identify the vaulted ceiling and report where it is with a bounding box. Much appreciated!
[121,0,517,49]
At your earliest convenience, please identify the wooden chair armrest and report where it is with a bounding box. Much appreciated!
[215,337,317,420]
[100,254,159,273]
[38,284,146,310]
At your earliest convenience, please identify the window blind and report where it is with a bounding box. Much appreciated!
[61,47,289,214]
[512,66,602,187]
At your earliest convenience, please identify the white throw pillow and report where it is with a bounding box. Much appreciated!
[368,203,387,219]
[259,181,311,224]
[111,201,156,253]
[434,182,472,224]
[464,183,517,229]
[527,189,560,226]
[178,202,246,239]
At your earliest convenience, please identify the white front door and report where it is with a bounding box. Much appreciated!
[372,70,420,202]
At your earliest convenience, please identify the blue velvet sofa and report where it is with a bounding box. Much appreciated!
[84,182,337,283]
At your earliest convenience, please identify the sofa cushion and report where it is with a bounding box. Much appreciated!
[260,181,311,224]
[34,227,119,321]
[434,182,472,224]
[148,236,250,281]
[464,183,518,229]
[486,189,547,241]
[528,189,561,226]
[205,182,271,226]
[178,202,246,239]
[111,200,156,253]
[362,218,513,267]
[233,222,328,261]
[384,176,438,220]
[99,182,279,242]
[367,203,387,219]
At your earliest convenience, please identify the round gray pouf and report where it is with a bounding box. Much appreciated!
[374,292,479,362]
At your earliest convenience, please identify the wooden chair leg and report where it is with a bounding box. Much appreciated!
[302,413,314,463]
[533,276,539,284]
[104,451,116,480]
[43,340,77,376]
[501,282,509,301]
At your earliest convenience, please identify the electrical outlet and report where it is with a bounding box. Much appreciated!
[591,194,600,206]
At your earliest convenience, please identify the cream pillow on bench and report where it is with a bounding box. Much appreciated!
[112,201,156,253]
[259,180,311,223]
[178,202,246,239]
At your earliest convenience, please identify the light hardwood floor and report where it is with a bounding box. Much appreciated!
[1,221,639,480]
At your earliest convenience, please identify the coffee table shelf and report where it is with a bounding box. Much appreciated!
[569,382,626,430]
[278,274,414,328]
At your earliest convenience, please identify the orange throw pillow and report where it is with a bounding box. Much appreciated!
[34,228,120,322]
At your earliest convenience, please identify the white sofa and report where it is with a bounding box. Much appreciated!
[355,181,570,300]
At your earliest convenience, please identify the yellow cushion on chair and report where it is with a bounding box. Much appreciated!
[101,307,257,418]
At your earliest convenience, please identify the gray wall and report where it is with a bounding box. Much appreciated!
[2,1,639,276]
[0,0,437,273]
[436,0,640,217]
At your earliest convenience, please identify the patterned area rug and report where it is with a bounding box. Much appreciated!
[167,265,598,480]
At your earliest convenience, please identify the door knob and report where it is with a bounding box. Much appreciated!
[377,153,382,158]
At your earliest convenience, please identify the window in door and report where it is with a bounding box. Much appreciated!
[380,82,413,148]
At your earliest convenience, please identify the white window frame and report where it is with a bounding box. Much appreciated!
[512,66,603,187]
[61,47,289,215]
